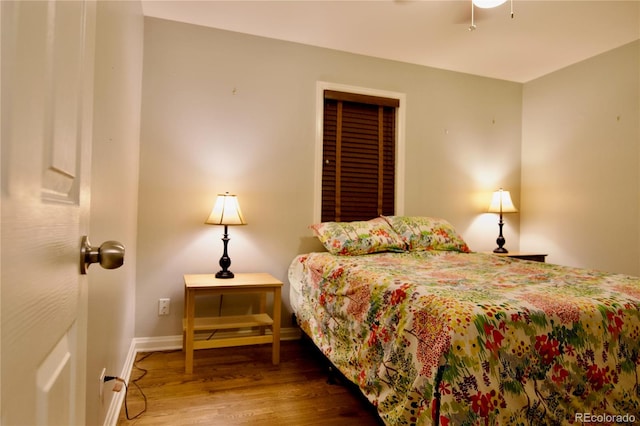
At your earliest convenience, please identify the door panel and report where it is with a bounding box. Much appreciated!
[36,324,75,426]
[1,1,96,424]
[42,0,84,202]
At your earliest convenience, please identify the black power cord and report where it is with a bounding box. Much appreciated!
[206,294,224,340]
[104,353,150,421]
[106,350,181,421]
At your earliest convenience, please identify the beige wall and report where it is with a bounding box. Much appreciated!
[87,1,143,424]
[136,18,522,338]
[521,41,640,275]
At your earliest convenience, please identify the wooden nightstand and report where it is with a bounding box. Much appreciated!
[491,252,547,263]
[183,272,283,374]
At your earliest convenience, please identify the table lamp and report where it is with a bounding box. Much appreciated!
[488,188,517,253]
[205,192,247,278]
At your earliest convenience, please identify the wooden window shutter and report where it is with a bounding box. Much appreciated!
[322,90,398,222]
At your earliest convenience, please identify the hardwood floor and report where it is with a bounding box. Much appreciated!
[116,339,383,425]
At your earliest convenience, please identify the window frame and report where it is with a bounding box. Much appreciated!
[314,81,406,224]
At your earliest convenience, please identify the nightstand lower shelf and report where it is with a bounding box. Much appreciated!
[183,313,275,350]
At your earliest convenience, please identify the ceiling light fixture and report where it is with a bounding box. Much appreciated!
[473,0,507,8]
[469,0,514,31]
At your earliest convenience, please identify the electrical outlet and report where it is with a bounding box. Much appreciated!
[99,367,106,401]
[158,298,170,316]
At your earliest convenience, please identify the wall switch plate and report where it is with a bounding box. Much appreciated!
[158,298,170,316]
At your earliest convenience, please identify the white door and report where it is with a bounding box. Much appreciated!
[2,1,96,424]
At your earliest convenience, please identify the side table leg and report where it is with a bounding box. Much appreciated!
[185,289,195,374]
[272,286,281,365]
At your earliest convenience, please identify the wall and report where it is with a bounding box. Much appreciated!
[137,17,522,338]
[521,41,640,274]
[86,1,143,424]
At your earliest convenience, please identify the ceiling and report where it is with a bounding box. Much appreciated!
[141,0,640,83]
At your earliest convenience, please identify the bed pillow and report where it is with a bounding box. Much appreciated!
[310,217,407,255]
[382,216,471,253]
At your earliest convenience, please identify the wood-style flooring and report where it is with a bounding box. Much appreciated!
[116,339,383,425]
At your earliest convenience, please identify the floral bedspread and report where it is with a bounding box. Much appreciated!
[289,251,640,425]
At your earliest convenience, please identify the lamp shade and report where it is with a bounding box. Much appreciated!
[205,193,247,226]
[473,0,507,8]
[488,189,517,214]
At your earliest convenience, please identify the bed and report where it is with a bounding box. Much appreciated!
[289,216,640,425]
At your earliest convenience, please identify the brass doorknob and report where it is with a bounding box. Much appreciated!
[80,236,125,274]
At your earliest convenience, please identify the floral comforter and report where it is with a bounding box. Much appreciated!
[289,251,640,425]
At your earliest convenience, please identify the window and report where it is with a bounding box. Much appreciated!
[314,82,405,224]
[321,90,399,222]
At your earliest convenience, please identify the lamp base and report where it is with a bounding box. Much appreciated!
[494,220,508,253]
[216,226,234,279]
[215,270,234,279]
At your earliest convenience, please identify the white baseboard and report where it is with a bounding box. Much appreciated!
[102,338,138,426]
[102,327,301,426]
